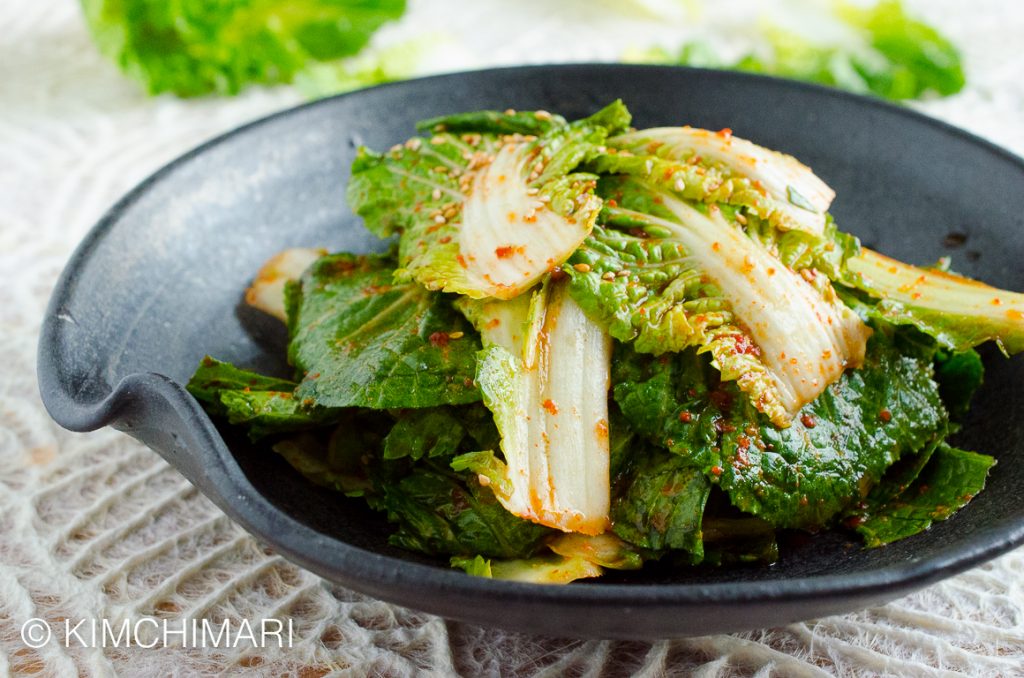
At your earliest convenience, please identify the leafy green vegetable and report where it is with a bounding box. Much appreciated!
[184,101,1016,582]
[271,419,385,496]
[81,0,406,97]
[613,335,948,528]
[569,174,870,427]
[631,0,964,102]
[452,533,641,583]
[382,408,466,461]
[456,279,614,534]
[856,443,995,547]
[451,553,603,584]
[347,102,631,299]
[287,252,481,409]
[606,126,836,236]
[610,444,710,558]
[700,507,779,566]
[187,356,340,439]
[843,249,1024,355]
[381,466,550,559]
[294,34,444,98]
[546,533,644,570]
[933,348,984,421]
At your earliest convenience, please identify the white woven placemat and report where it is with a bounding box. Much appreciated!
[3,0,1023,675]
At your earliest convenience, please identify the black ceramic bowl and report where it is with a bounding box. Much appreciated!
[38,65,1024,639]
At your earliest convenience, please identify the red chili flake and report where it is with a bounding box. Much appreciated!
[495,245,516,258]
[716,127,733,140]
[429,331,450,347]
[606,199,618,208]
[879,408,892,422]
[800,414,817,428]
[713,418,736,434]
[734,447,750,468]
[732,333,761,356]
[439,235,452,244]
[456,254,468,268]
[678,411,693,423]
[710,466,723,477]
[542,399,559,415]
[737,435,750,451]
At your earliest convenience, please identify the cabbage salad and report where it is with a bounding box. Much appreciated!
[189,102,1024,583]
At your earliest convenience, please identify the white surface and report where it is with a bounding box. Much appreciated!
[2,0,1024,675]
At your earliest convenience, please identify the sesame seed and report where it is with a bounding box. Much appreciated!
[573,263,592,273]
[434,215,446,224]
[534,110,552,120]
[430,136,446,145]
[405,138,422,150]
[735,212,748,225]
[449,331,465,339]
[431,188,442,200]
[504,108,516,115]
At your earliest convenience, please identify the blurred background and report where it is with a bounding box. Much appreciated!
[3,1,1023,675]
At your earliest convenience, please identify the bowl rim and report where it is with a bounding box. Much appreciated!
[37,63,1024,635]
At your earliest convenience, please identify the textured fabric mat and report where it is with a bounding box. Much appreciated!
[3,0,1023,675]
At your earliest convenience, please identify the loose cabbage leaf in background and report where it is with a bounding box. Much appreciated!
[294,34,434,98]
[856,443,995,547]
[186,356,341,440]
[80,0,406,96]
[631,0,964,102]
[287,252,482,409]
